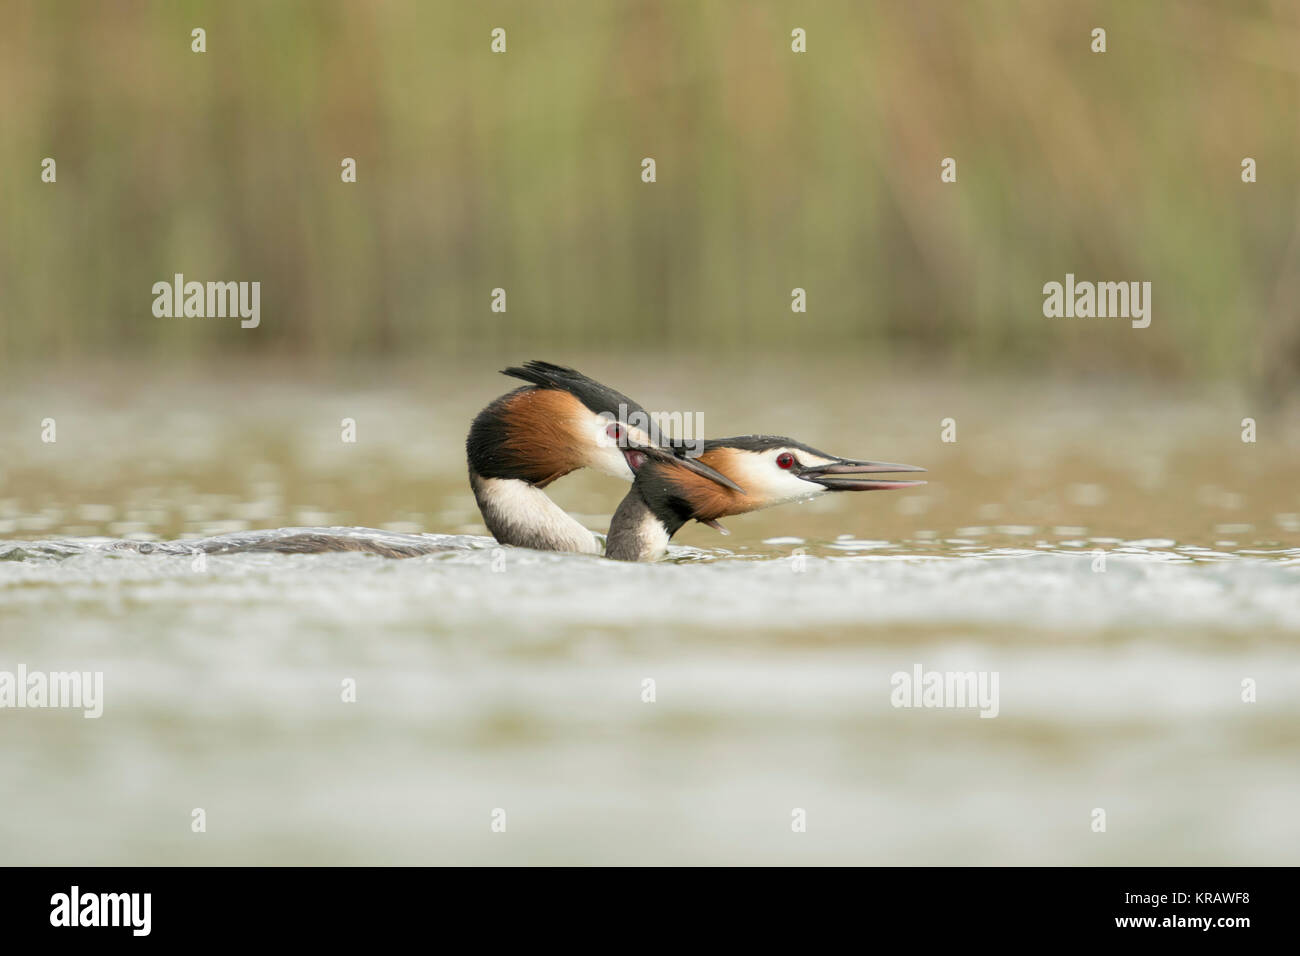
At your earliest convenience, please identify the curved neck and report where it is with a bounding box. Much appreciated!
[470,472,600,554]
[605,489,673,562]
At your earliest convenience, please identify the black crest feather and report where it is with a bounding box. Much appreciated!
[500,361,649,420]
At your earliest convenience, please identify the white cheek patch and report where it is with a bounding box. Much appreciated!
[621,422,658,449]
[733,449,829,504]
[792,450,838,470]
[582,409,637,480]
[769,471,826,503]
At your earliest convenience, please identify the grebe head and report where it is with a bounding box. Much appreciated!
[695,436,925,513]
[467,361,743,554]
[467,361,740,489]
[606,435,925,561]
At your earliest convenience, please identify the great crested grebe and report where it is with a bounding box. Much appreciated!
[606,436,926,562]
[16,363,923,564]
[466,361,740,554]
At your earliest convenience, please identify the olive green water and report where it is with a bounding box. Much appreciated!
[1,362,1298,864]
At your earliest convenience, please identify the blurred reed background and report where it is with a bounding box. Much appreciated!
[1,0,1298,384]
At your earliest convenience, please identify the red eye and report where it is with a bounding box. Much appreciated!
[776,452,795,470]
[606,423,624,442]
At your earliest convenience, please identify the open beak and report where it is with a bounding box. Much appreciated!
[621,441,745,493]
[798,458,926,491]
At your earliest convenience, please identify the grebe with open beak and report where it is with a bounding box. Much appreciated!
[606,436,926,562]
[26,365,921,563]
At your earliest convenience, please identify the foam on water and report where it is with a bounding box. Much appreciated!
[4,531,1298,636]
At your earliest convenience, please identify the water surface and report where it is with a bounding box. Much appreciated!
[2,364,1297,864]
